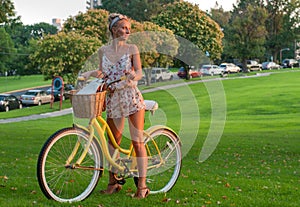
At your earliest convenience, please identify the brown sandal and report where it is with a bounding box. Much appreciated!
[134,187,150,199]
[100,182,122,194]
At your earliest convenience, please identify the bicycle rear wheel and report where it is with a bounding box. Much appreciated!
[135,127,181,194]
[37,127,103,202]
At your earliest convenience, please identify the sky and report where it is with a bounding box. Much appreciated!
[12,0,237,25]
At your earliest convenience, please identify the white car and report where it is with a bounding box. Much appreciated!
[151,68,174,82]
[200,65,224,76]
[21,90,52,106]
[219,63,241,73]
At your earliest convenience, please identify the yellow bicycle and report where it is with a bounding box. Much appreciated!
[37,78,182,202]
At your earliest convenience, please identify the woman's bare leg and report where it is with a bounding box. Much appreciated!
[105,117,124,192]
[128,109,148,192]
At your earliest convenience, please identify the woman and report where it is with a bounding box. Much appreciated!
[82,13,149,198]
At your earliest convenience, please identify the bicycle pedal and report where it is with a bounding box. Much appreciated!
[117,179,126,185]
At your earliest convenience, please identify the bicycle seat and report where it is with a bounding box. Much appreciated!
[144,100,158,114]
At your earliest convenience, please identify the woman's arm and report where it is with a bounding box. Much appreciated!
[128,44,143,81]
[81,48,104,79]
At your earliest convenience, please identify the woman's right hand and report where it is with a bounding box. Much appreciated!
[80,71,92,80]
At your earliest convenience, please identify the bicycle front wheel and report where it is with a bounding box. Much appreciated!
[37,127,103,202]
[143,127,182,194]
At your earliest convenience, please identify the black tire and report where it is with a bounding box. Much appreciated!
[37,127,103,202]
[134,128,182,194]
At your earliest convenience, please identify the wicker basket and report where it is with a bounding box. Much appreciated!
[71,91,106,119]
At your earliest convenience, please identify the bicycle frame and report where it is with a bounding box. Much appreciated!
[67,115,164,177]
[37,77,182,202]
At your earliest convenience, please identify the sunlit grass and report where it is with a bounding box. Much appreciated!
[0,71,299,206]
[0,75,51,93]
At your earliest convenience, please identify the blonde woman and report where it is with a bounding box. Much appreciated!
[82,13,149,198]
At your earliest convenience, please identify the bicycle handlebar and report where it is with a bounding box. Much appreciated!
[76,75,127,92]
[106,76,126,88]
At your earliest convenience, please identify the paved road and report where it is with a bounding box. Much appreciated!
[0,72,274,124]
[0,108,73,124]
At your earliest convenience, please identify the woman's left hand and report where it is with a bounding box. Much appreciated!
[126,71,136,81]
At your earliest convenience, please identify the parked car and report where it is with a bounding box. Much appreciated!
[281,59,299,68]
[262,62,281,70]
[20,90,52,106]
[177,67,202,78]
[151,68,174,82]
[219,63,241,73]
[247,60,262,71]
[200,65,224,76]
[47,84,74,101]
[0,94,22,112]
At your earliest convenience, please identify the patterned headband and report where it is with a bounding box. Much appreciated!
[109,15,128,31]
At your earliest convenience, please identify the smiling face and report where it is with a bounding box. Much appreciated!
[112,19,131,41]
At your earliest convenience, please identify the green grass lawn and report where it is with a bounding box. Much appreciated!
[0,71,299,206]
[0,75,52,93]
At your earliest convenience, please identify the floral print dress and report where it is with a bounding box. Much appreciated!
[102,51,145,119]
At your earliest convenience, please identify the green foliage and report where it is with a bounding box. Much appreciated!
[3,21,58,75]
[100,0,180,22]
[63,9,178,75]
[0,0,15,23]
[0,71,300,206]
[215,0,300,63]
[152,1,224,61]
[264,0,300,61]
[0,27,15,73]
[134,21,179,68]
[5,21,58,48]
[209,7,231,30]
[30,32,102,84]
[63,9,110,43]
[27,22,58,39]
[225,4,268,68]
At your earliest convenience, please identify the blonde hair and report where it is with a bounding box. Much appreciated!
[108,13,129,32]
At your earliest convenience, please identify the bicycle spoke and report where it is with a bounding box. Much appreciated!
[143,129,181,193]
[37,127,103,202]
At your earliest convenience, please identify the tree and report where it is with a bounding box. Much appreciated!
[30,32,102,84]
[0,0,15,24]
[265,0,300,62]
[131,21,179,85]
[100,0,180,22]
[226,3,268,71]
[28,22,58,39]
[208,5,233,63]
[4,21,58,75]
[152,1,223,79]
[0,27,16,74]
[153,2,223,60]
[63,9,178,85]
[63,9,110,44]
[210,6,231,30]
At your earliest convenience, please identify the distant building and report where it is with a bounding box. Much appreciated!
[52,18,62,30]
[87,0,102,9]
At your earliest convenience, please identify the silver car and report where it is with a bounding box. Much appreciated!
[200,65,224,76]
[21,90,52,106]
[219,63,241,73]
